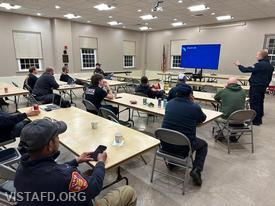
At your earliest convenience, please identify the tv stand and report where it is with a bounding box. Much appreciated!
[192,68,203,82]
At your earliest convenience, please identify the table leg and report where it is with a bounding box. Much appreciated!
[14,96,18,110]
[102,166,129,190]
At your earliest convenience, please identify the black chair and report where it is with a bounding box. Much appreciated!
[82,99,99,115]
[99,107,132,128]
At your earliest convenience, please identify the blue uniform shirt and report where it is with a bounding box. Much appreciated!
[14,151,105,206]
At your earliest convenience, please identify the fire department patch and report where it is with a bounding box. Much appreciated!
[69,171,88,192]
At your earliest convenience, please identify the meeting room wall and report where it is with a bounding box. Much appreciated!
[146,17,275,75]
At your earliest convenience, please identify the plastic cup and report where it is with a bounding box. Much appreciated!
[4,87,8,93]
[115,132,123,144]
[33,104,39,111]
[91,122,98,129]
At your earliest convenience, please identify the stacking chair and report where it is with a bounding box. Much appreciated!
[0,148,21,205]
[99,107,132,128]
[202,85,217,93]
[212,109,256,154]
[82,99,99,115]
[151,128,193,195]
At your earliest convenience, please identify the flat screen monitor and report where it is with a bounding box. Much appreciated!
[180,44,221,70]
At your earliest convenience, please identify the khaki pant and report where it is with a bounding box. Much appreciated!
[95,186,137,206]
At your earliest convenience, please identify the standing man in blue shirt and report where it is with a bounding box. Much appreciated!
[162,84,207,186]
[234,50,274,125]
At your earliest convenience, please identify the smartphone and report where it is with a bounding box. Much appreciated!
[91,145,107,161]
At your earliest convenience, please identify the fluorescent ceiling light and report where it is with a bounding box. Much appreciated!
[172,21,185,27]
[216,15,233,21]
[140,14,157,20]
[139,26,152,31]
[36,13,41,16]
[0,3,21,10]
[173,18,178,21]
[87,20,91,23]
[177,0,183,3]
[211,12,216,15]
[137,9,142,12]
[188,4,209,12]
[94,3,115,11]
[108,21,122,26]
[55,5,60,9]
[108,16,113,18]
[64,13,81,19]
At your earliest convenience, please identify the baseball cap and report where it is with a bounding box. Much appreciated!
[176,84,193,96]
[20,118,67,151]
[178,73,186,81]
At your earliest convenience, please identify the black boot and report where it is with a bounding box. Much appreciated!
[190,168,202,186]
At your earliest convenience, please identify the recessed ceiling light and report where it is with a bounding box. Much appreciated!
[137,9,142,12]
[216,15,233,21]
[177,0,183,3]
[172,21,185,27]
[55,5,60,9]
[0,3,21,10]
[36,13,41,16]
[108,21,122,26]
[173,18,178,21]
[140,14,158,20]
[64,13,81,19]
[139,26,149,31]
[108,16,113,18]
[211,12,216,15]
[94,3,115,11]
[87,20,91,23]
[188,4,209,12]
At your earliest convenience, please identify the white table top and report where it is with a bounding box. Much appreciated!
[0,82,29,97]
[75,77,127,87]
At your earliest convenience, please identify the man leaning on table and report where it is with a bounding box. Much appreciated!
[162,84,207,186]
[14,118,137,206]
[234,49,274,125]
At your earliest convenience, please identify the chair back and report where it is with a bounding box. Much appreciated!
[12,82,19,88]
[0,165,16,180]
[82,99,98,114]
[135,92,148,97]
[28,94,40,106]
[108,115,120,124]
[155,128,192,149]
[227,109,256,125]
[99,107,118,121]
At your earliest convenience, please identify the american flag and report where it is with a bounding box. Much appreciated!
[161,45,167,73]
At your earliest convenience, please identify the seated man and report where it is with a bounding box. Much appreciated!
[135,76,165,99]
[162,84,207,186]
[214,77,246,119]
[0,108,40,143]
[32,67,60,104]
[14,118,137,206]
[167,73,187,101]
[85,74,118,114]
[60,65,74,83]
[214,77,246,142]
[24,66,38,91]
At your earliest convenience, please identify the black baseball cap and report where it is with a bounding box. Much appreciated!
[20,118,67,151]
[176,84,193,96]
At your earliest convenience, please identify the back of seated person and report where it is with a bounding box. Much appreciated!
[85,74,118,114]
[135,76,165,99]
[60,65,74,83]
[214,77,246,119]
[32,67,60,104]
[167,73,187,101]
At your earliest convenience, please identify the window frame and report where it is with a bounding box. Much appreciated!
[264,34,275,67]
[170,55,182,69]
[123,55,135,68]
[17,58,43,72]
[80,48,97,70]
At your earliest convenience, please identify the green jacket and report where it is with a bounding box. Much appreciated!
[214,83,246,119]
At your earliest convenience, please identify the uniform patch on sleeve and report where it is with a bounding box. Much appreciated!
[69,171,88,192]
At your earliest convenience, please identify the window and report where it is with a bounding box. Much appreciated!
[124,55,135,68]
[80,48,97,70]
[17,58,42,71]
[171,55,181,68]
[13,31,43,72]
[265,36,275,66]
[123,41,136,68]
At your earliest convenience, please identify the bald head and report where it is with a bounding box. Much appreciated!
[45,67,54,75]
[256,49,269,61]
[227,77,238,86]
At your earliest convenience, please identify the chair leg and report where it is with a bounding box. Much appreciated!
[182,159,190,195]
[227,131,231,154]
[150,150,157,183]
[251,129,254,153]
[140,155,147,165]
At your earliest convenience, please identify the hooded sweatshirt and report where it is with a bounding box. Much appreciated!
[214,83,246,119]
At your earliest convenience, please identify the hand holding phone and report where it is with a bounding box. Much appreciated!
[91,145,107,161]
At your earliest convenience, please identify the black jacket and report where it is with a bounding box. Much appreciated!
[27,73,38,89]
[238,58,274,87]
[60,73,74,83]
[32,73,59,96]
[14,151,105,206]
[0,112,27,142]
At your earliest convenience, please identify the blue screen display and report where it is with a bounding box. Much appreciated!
[180,44,221,70]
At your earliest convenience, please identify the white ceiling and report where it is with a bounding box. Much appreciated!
[1,0,275,31]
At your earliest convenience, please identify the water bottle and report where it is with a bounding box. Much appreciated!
[158,98,162,108]
[163,98,167,108]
